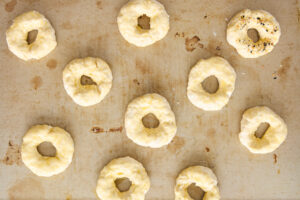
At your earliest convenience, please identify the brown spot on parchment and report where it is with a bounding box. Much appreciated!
[206,39,222,55]
[46,59,57,70]
[205,147,210,152]
[185,36,203,52]
[31,76,42,90]
[220,121,228,127]
[65,194,72,200]
[175,32,185,38]
[96,1,102,9]
[91,127,104,133]
[136,59,151,74]
[2,141,21,166]
[273,153,278,164]
[109,127,123,132]
[277,169,280,174]
[207,128,216,138]
[5,0,17,12]
[8,177,45,200]
[133,79,140,86]
[277,57,291,80]
[91,127,123,133]
[62,21,72,30]
[167,136,185,153]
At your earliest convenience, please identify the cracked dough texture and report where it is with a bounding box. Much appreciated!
[63,57,112,107]
[21,125,74,177]
[239,106,288,154]
[125,93,177,148]
[6,10,57,60]
[175,166,220,200]
[227,9,281,58]
[117,0,169,47]
[187,56,236,111]
[96,156,150,200]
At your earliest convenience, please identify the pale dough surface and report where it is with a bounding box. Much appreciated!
[117,0,169,47]
[21,125,74,177]
[6,10,57,61]
[187,56,236,111]
[175,166,220,200]
[96,156,150,200]
[239,106,288,154]
[125,93,177,148]
[227,9,281,58]
[63,57,112,107]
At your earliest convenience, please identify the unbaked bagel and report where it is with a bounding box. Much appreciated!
[125,93,177,148]
[96,156,150,200]
[175,166,220,200]
[21,125,74,177]
[6,10,57,60]
[239,106,288,154]
[62,57,113,107]
[187,56,236,111]
[117,0,169,47]
[227,9,281,58]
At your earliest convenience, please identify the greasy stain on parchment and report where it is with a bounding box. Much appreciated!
[2,141,21,166]
[8,177,45,200]
[31,76,43,90]
[272,57,292,81]
[206,39,222,55]
[167,136,185,153]
[96,1,102,9]
[62,21,73,30]
[135,59,151,74]
[46,59,57,70]
[5,0,17,12]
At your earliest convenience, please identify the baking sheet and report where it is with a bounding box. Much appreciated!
[0,0,300,199]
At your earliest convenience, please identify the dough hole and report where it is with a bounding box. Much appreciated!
[201,75,219,94]
[37,141,56,157]
[27,29,38,45]
[142,113,160,128]
[255,122,270,138]
[115,177,132,192]
[187,183,205,200]
[247,28,259,43]
[138,14,150,30]
[80,75,97,86]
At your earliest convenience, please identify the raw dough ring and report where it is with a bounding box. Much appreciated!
[96,156,150,200]
[6,10,57,61]
[187,56,236,111]
[125,93,177,148]
[63,57,113,107]
[239,106,288,154]
[21,125,74,177]
[117,0,169,47]
[227,9,281,58]
[175,166,220,200]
